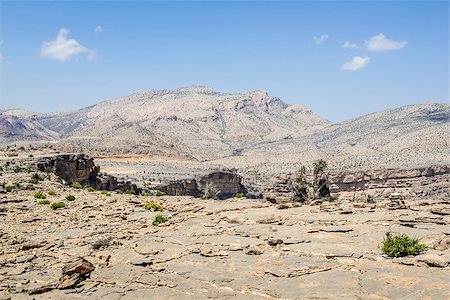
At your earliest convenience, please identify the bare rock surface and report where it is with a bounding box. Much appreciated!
[0,163,449,299]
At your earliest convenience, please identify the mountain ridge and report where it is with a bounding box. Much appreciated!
[1,86,448,167]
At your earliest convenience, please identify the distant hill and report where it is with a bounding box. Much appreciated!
[1,87,448,169]
[1,86,330,159]
[229,103,450,172]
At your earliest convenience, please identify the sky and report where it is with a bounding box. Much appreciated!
[0,1,448,122]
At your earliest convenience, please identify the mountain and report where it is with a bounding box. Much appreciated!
[225,103,450,172]
[0,109,59,143]
[2,87,448,169]
[1,86,330,159]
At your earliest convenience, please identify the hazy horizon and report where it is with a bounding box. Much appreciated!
[0,1,448,122]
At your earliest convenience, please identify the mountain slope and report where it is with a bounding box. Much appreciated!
[0,109,59,143]
[224,103,450,172]
[55,86,330,159]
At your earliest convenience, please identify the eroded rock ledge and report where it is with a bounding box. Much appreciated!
[267,165,450,201]
[36,154,140,194]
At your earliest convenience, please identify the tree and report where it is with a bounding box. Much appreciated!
[291,159,331,202]
[312,159,330,199]
[291,165,310,202]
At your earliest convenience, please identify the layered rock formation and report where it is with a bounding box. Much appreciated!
[266,165,450,201]
[36,154,140,194]
[158,171,247,199]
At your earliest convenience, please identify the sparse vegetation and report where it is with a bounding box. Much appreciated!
[144,201,164,212]
[155,191,165,197]
[152,214,168,226]
[29,173,44,184]
[291,159,331,202]
[5,185,14,192]
[312,159,330,199]
[48,191,56,196]
[87,187,96,192]
[72,182,82,189]
[37,199,50,205]
[65,194,76,201]
[292,166,310,202]
[235,193,245,198]
[381,232,427,257]
[101,190,111,196]
[50,202,66,210]
[34,191,47,199]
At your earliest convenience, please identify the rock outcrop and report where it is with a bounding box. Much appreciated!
[37,154,98,184]
[329,165,450,200]
[36,154,140,194]
[157,171,247,199]
[266,165,450,201]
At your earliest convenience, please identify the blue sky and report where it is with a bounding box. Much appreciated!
[0,1,448,121]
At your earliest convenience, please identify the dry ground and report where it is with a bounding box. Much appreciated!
[0,168,449,299]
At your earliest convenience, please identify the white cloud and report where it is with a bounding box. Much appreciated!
[342,41,359,49]
[313,34,329,45]
[41,28,96,62]
[94,25,104,33]
[366,33,407,51]
[341,56,370,71]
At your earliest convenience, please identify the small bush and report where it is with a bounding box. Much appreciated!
[144,201,164,212]
[50,202,66,210]
[235,193,245,198]
[124,189,136,195]
[65,194,76,201]
[29,173,44,184]
[155,191,165,197]
[72,182,82,189]
[37,199,50,205]
[101,190,111,196]
[367,194,375,203]
[87,187,96,192]
[152,214,168,226]
[381,232,427,257]
[143,193,152,197]
[48,191,56,196]
[5,185,14,192]
[34,191,47,199]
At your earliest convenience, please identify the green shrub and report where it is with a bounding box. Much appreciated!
[28,178,39,184]
[50,202,66,210]
[152,214,168,226]
[125,189,136,195]
[29,173,44,184]
[381,232,427,257]
[5,185,13,192]
[72,182,82,189]
[37,199,50,205]
[65,194,76,201]
[235,193,245,198]
[101,190,111,196]
[144,201,164,212]
[367,194,375,203]
[87,187,96,192]
[48,191,56,196]
[155,191,165,197]
[143,193,152,197]
[34,191,47,199]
